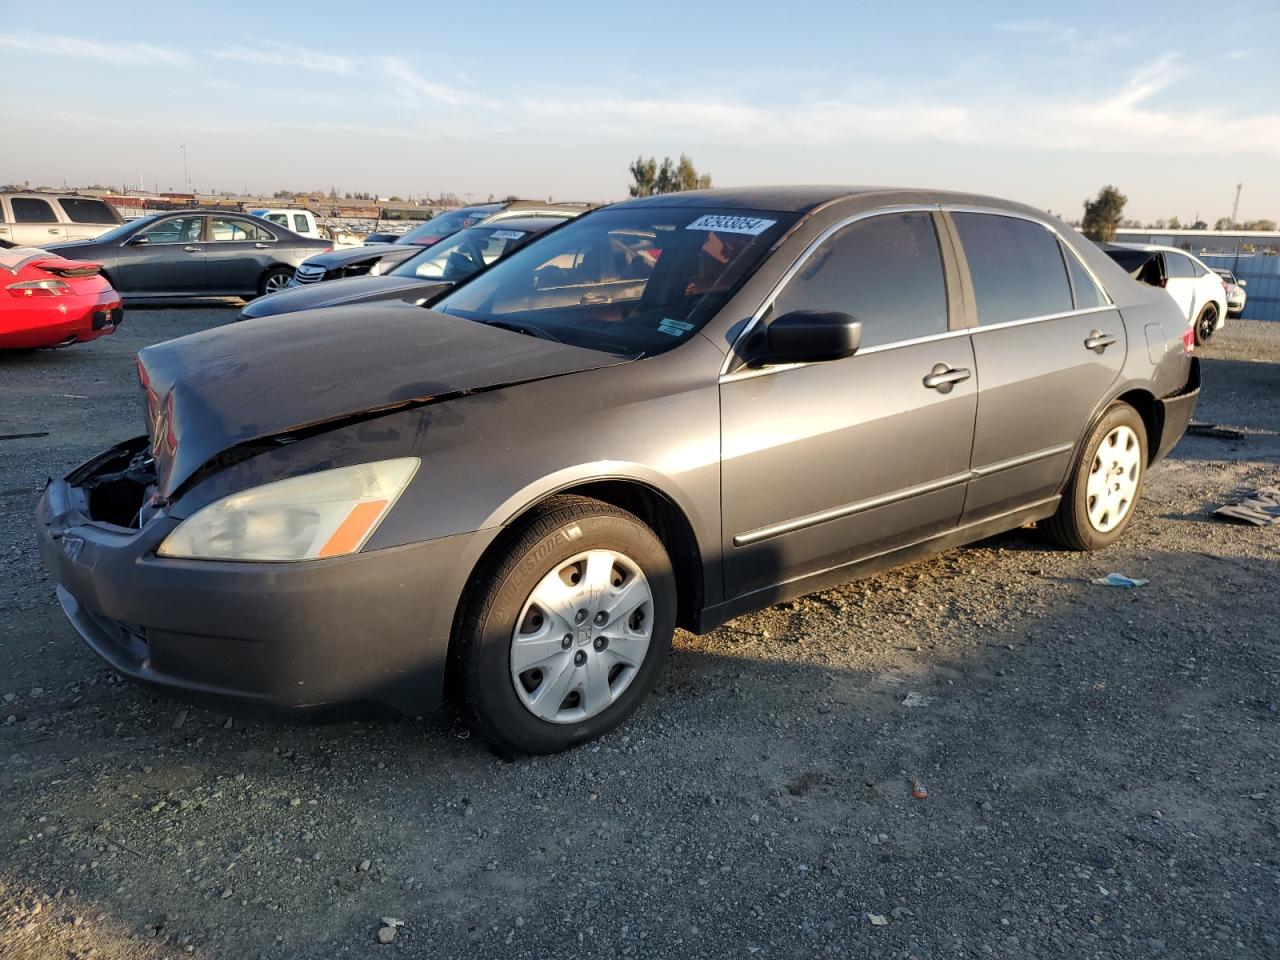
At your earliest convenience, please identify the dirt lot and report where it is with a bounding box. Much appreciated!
[1,305,1278,960]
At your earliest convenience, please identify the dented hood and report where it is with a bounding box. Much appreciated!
[137,301,628,497]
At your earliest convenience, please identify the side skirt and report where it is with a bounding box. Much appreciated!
[695,496,1060,634]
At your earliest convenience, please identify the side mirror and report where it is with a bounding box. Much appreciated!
[1238,279,1247,287]
[759,310,861,365]
[127,235,150,246]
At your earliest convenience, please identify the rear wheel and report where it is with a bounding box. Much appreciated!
[1194,303,1218,345]
[455,496,675,755]
[255,266,293,299]
[1041,403,1147,551]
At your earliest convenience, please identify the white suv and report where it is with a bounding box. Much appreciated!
[1114,243,1227,345]
[0,193,124,247]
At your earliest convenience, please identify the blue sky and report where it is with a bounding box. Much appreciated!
[2,0,1277,222]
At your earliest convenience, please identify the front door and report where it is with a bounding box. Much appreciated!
[945,212,1126,523]
[118,215,206,294]
[720,211,976,601]
[1161,251,1198,320]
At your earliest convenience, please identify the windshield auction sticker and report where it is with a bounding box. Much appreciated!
[489,230,526,241]
[684,214,777,236]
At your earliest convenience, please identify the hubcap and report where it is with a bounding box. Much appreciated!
[1086,425,1141,533]
[265,274,288,293]
[1199,306,1216,341]
[510,549,653,724]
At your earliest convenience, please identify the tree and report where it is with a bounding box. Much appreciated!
[629,153,711,197]
[628,156,658,197]
[1190,220,1208,230]
[1243,218,1277,231]
[1168,216,1181,229]
[1081,186,1127,242]
[1214,217,1234,231]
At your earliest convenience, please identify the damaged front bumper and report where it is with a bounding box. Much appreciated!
[35,437,483,717]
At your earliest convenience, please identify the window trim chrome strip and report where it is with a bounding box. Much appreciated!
[720,202,1119,382]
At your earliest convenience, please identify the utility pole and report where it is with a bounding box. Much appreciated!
[180,144,191,196]
[1231,183,1242,227]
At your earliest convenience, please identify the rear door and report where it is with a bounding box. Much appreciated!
[9,196,65,246]
[56,197,120,241]
[117,215,207,294]
[945,211,1125,523]
[205,216,277,294]
[720,210,976,599]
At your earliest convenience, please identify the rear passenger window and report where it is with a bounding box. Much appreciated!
[11,197,56,223]
[952,213,1073,325]
[1163,252,1195,278]
[58,198,117,224]
[293,214,309,233]
[1060,242,1108,310]
[769,212,948,349]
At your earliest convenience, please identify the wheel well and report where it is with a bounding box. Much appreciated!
[441,480,705,700]
[1114,389,1162,464]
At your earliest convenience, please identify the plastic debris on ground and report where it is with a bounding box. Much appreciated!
[1213,486,1280,526]
[912,780,928,800]
[901,691,934,708]
[867,913,889,926]
[1091,573,1149,588]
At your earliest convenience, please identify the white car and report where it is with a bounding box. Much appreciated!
[1109,243,1228,345]
[0,193,124,246]
[250,208,323,240]
[1213,268,1247,317]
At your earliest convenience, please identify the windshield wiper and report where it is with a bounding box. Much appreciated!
[478,318,564,344]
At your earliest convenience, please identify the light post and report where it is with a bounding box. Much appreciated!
[180,144,191,195]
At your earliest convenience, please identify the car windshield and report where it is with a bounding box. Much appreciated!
[96,217,157,243]
[390,225,536,282]
[397,206,503,246]
[434,206,796,356]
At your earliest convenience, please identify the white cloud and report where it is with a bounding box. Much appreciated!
[0,32,188,65]
[378,57,470,106]
[213,40,355,74]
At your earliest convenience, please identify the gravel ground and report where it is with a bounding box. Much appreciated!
[1,307,1278,960]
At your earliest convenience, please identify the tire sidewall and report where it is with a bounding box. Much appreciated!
[1070,404,1147,549]
[469,512,675,754]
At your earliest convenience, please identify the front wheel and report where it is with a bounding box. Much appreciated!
[455,496,676,755]
[1194,303,1219,345]
[1041,403,1147,551]
[255,266,293,299]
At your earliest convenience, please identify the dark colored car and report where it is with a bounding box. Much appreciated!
[45,211,332,301]
[37,187,1199,755]
[289,201,594,286]
[238,217,569,320]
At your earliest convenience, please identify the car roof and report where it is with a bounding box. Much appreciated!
[609,185,1064,218]
[476,216,568,232]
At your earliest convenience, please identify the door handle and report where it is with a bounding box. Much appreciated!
[922,364,971,391]
[1084,330,1116,353]
[254,242,270,249]
[183,245,202,253]
[49,228,60,234]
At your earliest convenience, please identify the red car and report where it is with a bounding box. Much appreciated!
[1,240,122,349]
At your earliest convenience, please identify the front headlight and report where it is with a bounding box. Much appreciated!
[157,458,419,562]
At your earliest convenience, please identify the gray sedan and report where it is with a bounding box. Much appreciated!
[36,187,1199,755]
[45,210,332,300]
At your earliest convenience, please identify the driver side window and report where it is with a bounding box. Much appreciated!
[770,212,949,349]
[141,216,204,245]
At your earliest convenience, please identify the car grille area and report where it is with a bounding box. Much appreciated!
[293,264,328,284]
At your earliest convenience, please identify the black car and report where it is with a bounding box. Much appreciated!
[45,211,332,300]
[36,187,1198,755]
[289,201,595,286]
[238,217,569,320]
